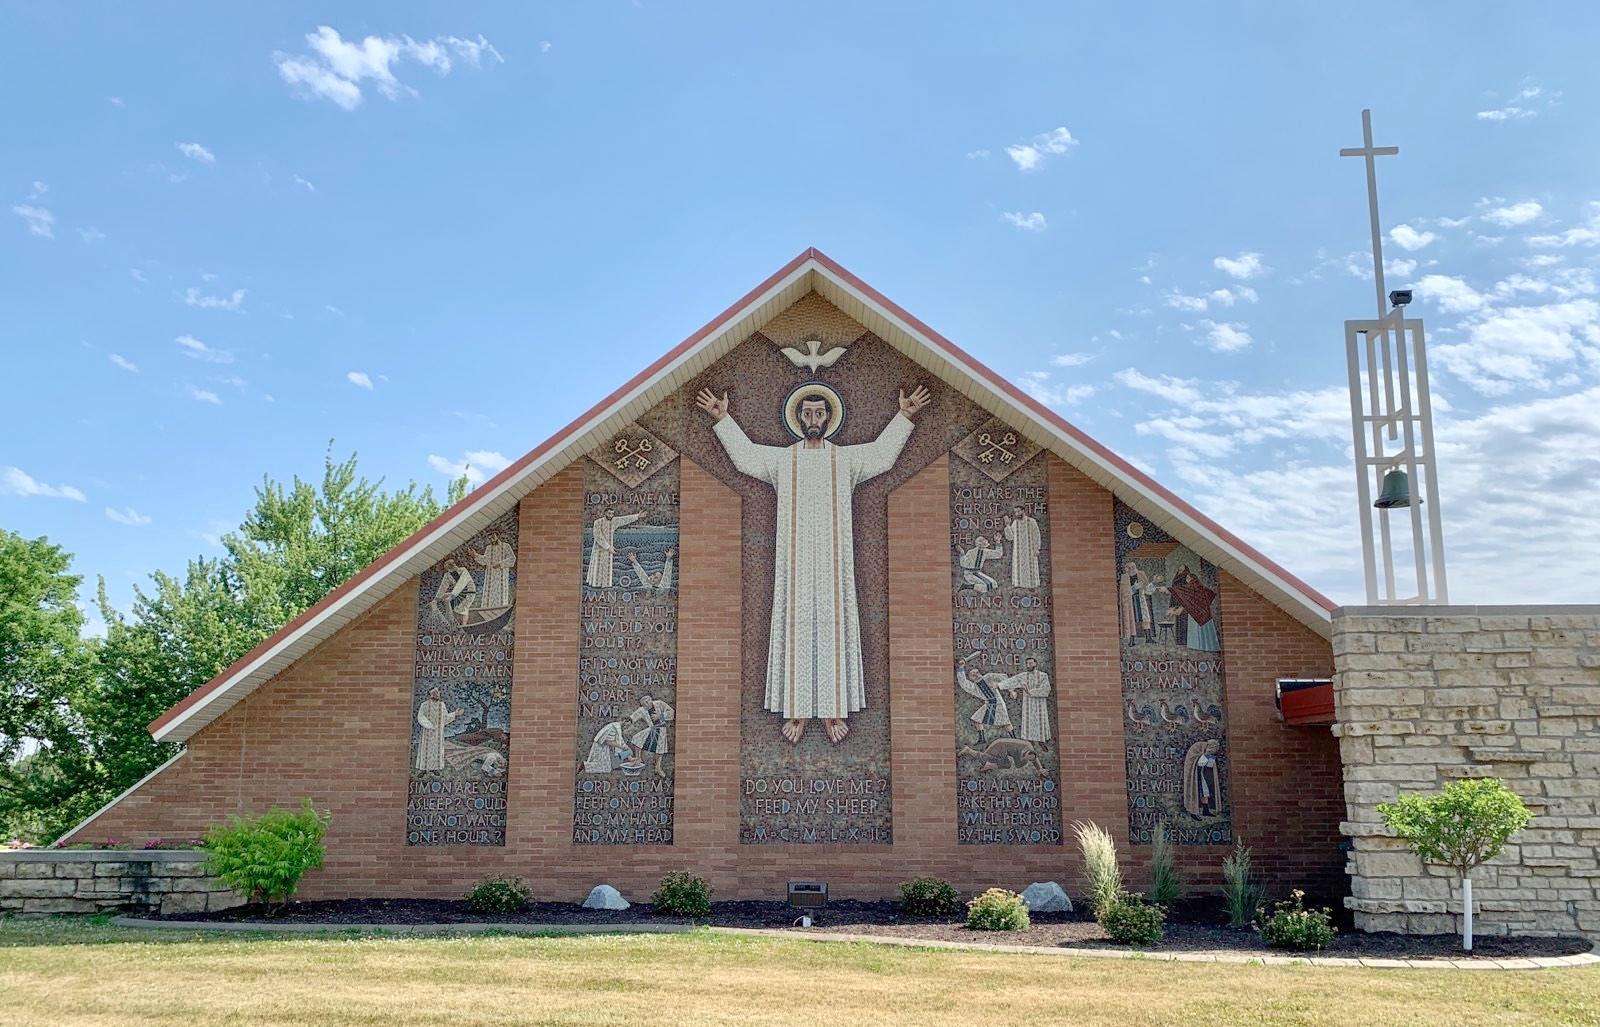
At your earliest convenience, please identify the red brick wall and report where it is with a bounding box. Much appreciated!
[73,454,1342,905]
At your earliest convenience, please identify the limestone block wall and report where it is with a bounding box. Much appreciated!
[1333,606,1600,937]
[0,851,242,917]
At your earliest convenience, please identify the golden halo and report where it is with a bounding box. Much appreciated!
[783,383,846,441]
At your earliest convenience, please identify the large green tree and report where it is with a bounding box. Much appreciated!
[5,448,464,843]
[0,531,95,841]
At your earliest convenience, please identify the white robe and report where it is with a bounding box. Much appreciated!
[413,698,460,771]
[582,721,630,773]
[629,701,675,754]
[959,542,1003,592]
[586,513,643,588]
[714,412,914,720]
[959,670,1011,727]
[1003,669,1052,742]
[471,539,516,609]
[1004,515,1042,588]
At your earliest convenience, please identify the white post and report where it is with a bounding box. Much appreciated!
[1462,876,1474,952]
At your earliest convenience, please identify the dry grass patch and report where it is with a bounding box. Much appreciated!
[0,919,1595,1027]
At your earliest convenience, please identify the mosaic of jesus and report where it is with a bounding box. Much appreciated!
[697,382,931,744]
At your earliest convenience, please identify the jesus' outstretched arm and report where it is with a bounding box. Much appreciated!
[846,386,930,484]
[699,389,783,484]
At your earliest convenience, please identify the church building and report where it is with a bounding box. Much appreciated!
[66,249,1344,902]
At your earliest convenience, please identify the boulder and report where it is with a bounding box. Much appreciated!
[582,884,630,911]
[1020,881,1072,913]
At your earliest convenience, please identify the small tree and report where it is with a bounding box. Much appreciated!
[1378,777,1531,951]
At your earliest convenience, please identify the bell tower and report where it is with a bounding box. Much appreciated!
[1340,109,1449,604]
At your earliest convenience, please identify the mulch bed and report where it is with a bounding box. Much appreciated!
[154,898,1591,960]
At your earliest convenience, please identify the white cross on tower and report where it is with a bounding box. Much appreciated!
[1337,108,1448,606]
[1339,109,1400,319]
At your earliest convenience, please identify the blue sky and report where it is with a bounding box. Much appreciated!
[5,2,1599,622]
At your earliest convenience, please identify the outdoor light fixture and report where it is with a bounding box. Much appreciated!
[788,880,827,927]
[1389,289,1412,308]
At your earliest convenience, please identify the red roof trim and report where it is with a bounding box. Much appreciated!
[151,245,1331,738]
[148,249,819,736]
[806,248,1337,613]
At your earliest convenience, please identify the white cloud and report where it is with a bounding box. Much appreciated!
[11,204,54,238]
[183,286,247,311]
[1004,126,1077,172]
[105,507,152,526]
[176,335,233,363]
[129,269,147,283]
[1017,371,1093,408]
[965,149,989,159]
[109,96,124,107]
[1433,299,1600,394]
[539,40,552,53]
[1476,84,1554,123]
[347,371,373,389]
[1213,252,1267,280]
[217,375,246,389]
[108,354,138,373]
[1385,257,1418,278]
[1196,320,1253,353]
[1435,216,1473,229]
[176,142,216,164]
[293,174,316,192]
[187,387,222,405]
[1164,291,1210,313]
[77,227,105,242]
[1051,352,1095,368]
[1,467,86,501]
[274,26,504,111]
[1001,211,1047,232]
[428,450,511,485]
[1417,274,1487,314]
[1389,224,1437,251]
[1481,200,1542,227]
[1527,202,1600,248]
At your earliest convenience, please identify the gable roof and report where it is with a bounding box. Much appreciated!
[149,248,1335,744]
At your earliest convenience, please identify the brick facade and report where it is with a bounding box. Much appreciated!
[72,452,1343,905]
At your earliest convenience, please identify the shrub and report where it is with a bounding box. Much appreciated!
[652,870,712,917]
[898,876,964,917]
[202,800,330,909]
[1221,839,1264,928]
[1257,889,1336,951]
[1148,821,1183,908]
[1099,894,1166,946]
[1072,820,1123,917]
[466,874,533,914]
[965,888,1030,931]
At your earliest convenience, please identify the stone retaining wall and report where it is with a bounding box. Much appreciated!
[1334,605,1600,937]
[0,850,242,917]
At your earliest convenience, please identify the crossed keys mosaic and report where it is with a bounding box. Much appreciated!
[589,422,678,488]
[953,416,1042,483]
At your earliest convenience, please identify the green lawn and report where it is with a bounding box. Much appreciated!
[0,918,1597,1027]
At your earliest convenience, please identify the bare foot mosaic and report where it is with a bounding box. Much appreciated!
[1115,500,1231,845]
[407,508,518,846]
[573,422,679,845]
[950,432,1062,845]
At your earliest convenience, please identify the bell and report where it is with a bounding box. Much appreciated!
[1373,469,1416,509]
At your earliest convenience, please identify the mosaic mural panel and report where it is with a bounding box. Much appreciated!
[1114,500,1231,845]
[950,435,1062,845]
[678,309,992,845]
[573,422,679,845]
[406,507,518,846]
